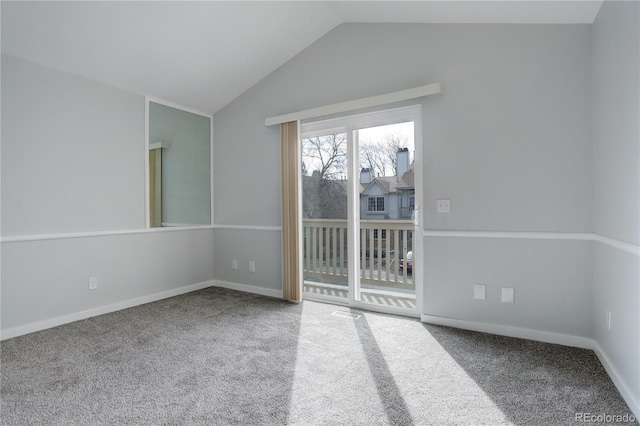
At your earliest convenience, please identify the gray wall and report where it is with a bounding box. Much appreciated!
[1,231,214,330]
[592,1,640,408]
[213,229,282,291]
[214,23,594,337]
[1,54,144,235]
[425,237,593,336]
[1,55,215,334]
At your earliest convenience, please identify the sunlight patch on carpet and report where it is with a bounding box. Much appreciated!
[362,313,510,424]
[287,301,509,425]
[287,302,387,424]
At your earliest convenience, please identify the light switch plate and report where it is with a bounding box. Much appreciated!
[474,284,486,300]
[501,287,515,303]
[437,199,451,213]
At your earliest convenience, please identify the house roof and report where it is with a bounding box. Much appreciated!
[361,179,390,196]
[397,170,414,189]
[361,162,415,195]
[1,2,603,114]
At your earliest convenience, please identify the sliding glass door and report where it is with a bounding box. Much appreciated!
[301,132,350,302]
[300,106,423,316]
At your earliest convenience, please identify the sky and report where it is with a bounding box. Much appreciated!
[358,121,414,151]
[358,121,415,163]
[302,121,415,178]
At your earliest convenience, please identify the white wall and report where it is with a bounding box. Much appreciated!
[592,1,640,413]
[213,23,593,336]
[1,55,215,337]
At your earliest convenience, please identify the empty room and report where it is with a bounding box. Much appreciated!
[1,1,638,424]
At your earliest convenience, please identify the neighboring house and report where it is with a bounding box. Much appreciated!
[302,148,415,263]
[360,148,415,220]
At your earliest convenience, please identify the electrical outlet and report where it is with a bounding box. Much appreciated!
[437,199,451,213]
[501,287,514,303]
[606,310,611,331]
[232,259,238,270]
[473,284,486,300]
[249,261,256,273]
[88,277,98,291]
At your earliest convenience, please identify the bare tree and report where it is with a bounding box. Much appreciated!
[301,130,410,219]
[359,138,387,177]
[302,134,348,219]
[302,134,347,180]
[359,131,410,177]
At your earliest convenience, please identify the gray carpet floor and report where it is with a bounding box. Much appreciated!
[1,287,636,425]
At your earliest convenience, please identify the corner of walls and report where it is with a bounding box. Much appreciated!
[211,227,283,296]
[593,337,640,419]
[591,0,640,417]
[213,280,283,300]
[592,241,639,418]
[212,86,284,297]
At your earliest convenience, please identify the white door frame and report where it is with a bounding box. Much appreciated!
[301,105,423,317]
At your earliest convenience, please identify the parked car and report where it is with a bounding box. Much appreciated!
[399,250,413,272]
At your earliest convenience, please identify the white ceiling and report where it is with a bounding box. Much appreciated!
[1,1,603,114]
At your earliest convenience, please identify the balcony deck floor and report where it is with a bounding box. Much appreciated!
[303,281,416,310]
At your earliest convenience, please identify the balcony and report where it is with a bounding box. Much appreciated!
[302,219,414,308]
[398,206,415,219]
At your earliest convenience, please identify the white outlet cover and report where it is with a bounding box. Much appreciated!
[232,259,238,270]
[473,284,486,300]
[437,199,451,213]
[501,287,515,303]
[88,277,98,291]
[249,261,256,273]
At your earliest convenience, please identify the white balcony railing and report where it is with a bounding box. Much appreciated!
[303,219,414,292]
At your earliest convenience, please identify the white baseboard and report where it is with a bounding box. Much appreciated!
[0,280,216,341]
[421,314,593,349]
[1,279,281,341]
[213,280,283,299]
[592,341,640,419]
[421,314,639,418]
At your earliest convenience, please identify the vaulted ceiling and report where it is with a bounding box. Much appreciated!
[1,1,602,114]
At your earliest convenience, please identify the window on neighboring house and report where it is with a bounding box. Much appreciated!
[409,195,415,210]
[368,196,385,212]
